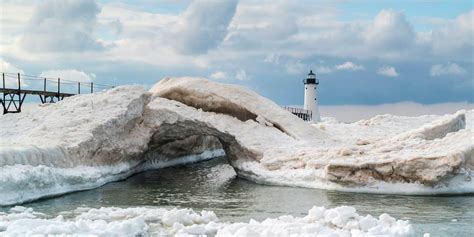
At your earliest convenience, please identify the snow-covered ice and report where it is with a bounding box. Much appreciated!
[0,205,415,236]
[0,77,473,205]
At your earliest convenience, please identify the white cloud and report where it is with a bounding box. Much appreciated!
[312,61,365,74]
[1,59,24,74]
[429,11,474,60]
[224,7,419,60]
[0,59,26,87]
[230,8,471,63]
[226,1,300,46]
[235,69,249,81]
[210,69,248,81]
[315,66,333,74]
[90,1,238,67]
[430,63,467,77]
[377,66,399,77]
[264,54,365,75]
[0,1,472,89]
[20,0,104,52]
[263,53,281,64]
[171,0,237,54]
[39,69,95,83]
[364,10,415,51]
[334,62,365,71]
[99,3,177,39]
[285,60,306,74]
[0,2,34,45]
[209,71,227,80]
[265,56,366,76]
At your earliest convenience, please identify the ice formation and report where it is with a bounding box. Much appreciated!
[0,205,415,236]
[0,77,473,205]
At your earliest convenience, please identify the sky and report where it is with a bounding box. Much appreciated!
[0,0,472,106]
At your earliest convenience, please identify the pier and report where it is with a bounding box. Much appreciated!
[1,72,113,114]
[283,106,312,121]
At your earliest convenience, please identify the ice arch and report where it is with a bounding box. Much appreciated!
[0,77,321,205]
[143,77,326,169]
[142,104,261,167]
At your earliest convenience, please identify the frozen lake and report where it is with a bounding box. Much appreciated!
[5,157,473,236]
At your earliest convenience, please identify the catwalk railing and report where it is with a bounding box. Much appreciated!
[0,72,114,114]
[282,106,312,121]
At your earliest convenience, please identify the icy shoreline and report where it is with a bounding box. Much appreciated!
[0,149,224,206]
[1,77,473,205]
[0,205,415,236]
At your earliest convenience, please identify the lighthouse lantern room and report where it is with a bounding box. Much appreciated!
[303,70,321,122]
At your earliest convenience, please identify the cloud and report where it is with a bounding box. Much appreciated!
[0,59,27,87]
[224,7,420,60]
[40,69,95,83]
[263,53,281,64]
[209,71,227,80]
[0,2,34,45]
[98,3,176,39]
[209,69,248,81]
[429,11,474,60]
[334,62,365,71]
[235,69,249,81]
[377,66,399,77]
[314,66,333,74]
[0,2,472,105]
[313,61,365,74]
[266,55,366,75]
[285,60,306,74]
[20,0,104,52]
[364,10,415,51]
[226,1,300,48]
[430,63,467,77]
[0,59,24,74]
[172,0,237,54]
[2,2,472,65]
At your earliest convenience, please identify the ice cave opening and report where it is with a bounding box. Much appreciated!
[141,118,259,176]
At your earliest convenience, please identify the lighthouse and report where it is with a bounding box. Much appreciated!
[303,70,321,122]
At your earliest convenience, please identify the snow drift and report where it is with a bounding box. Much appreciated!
[0,205,415,236]
[0,77,473,205]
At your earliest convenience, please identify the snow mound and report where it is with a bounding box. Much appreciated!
[150,77,326,140]
[0,206,415,237]
[1,77,473,205]
[394,111,465,140]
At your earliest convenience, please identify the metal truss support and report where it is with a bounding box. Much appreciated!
[1,92,26,114]
[38,94,65,104]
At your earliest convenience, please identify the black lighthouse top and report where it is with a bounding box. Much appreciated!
[303,70,319,85]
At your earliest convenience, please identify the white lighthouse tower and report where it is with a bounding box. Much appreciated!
[303,70,321,122]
